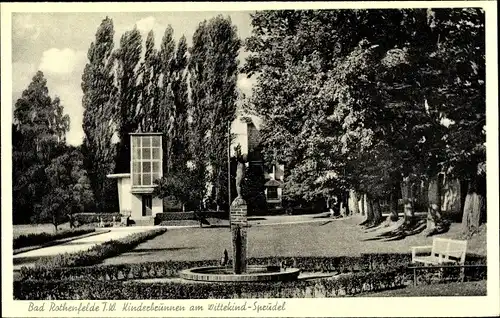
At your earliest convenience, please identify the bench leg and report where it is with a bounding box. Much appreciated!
[413,268,417,286]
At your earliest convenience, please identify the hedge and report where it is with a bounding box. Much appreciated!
[13,228,95,250]
[154,211,228,223]
[14,268,408,300]
[18,253,487,282]
[73,213,122,225]
[24,228,167,270]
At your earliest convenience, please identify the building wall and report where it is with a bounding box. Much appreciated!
[275,164,284,181]
[152,197,163,216]
[131,194,142,219]
[119,177,132,213]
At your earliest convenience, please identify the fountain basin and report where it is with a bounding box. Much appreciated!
[180,266,301,282]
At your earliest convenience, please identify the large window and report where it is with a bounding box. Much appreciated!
[267,186,278,200]
[131,135,162,186]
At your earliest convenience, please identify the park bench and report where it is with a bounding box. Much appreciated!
[410,238,468,285]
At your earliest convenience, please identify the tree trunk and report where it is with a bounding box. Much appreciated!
[350,190,359,214]
[52,215,58,232]
[372,199,382,225]
[388,181,399,222]
[401,176,414,226]
[426,174,445,234]
[359,194,365,216]
[363,195,374,225]
[461,175,486,238]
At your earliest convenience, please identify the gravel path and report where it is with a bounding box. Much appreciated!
[13,228,150,270]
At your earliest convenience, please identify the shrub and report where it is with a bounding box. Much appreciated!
[13,228,95,250]
[23,229,166,270]
[14,268,408,300]
[73,213,122,225]
[18,253,486,283]
[154,211,227,225]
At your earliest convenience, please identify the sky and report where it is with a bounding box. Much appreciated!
[12,11,257,146]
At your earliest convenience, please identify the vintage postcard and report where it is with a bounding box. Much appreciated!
[1,1,499,317]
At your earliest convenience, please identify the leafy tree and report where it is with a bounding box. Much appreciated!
[169,35,190,173]
[13,71,70,223]
[81,16,118,212]
[140,30,161,133]
[244,9,485,236]
[188,16,241,212]
[153,164,203,212]
[34,148,94,230]
[114,26,143,173]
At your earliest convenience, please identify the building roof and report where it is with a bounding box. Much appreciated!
[129,132,163,136]
[107,173,130,179]
[264,179,283,187]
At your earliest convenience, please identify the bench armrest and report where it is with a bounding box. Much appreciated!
[411,246,432,262]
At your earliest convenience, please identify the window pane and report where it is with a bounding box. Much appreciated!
[132,136,139,147]
[267,187,278,199]
[152,162,160,174]
[142,148,151,160]
[143,173,152,186]
[142,136,151,147]
[142,162,151,174]
[152,148,161,160]
[132,162,141,174]
[133,173,141,185]
[133,148,141,160]
[152,136,161,147]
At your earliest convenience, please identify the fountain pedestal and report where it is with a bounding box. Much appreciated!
[230,198,247,274]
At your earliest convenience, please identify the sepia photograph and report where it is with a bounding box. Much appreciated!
[1,1,498,317]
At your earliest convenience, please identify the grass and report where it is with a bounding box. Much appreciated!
[13,227,95,250]
[13,223,72,239]
[103,215,486,265]
[360,280,487,297]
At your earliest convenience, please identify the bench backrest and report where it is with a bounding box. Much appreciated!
[432,238,467,264]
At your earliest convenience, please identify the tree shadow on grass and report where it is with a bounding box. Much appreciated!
[126,247,196,253]
[361,218,428,242]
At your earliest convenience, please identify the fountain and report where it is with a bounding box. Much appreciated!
[180,156,300,282]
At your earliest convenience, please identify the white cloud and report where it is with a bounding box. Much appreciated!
[12,62,36,94]
[39,48,87,76]
[46,82,85,146]
[13,14,40,40]
[135,16,156,35]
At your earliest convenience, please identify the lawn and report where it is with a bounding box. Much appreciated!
[103,215,486,265]
[360,280,487,297]
[13,222,72,239]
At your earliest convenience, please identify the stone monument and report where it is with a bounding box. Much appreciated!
[231,155,248,274]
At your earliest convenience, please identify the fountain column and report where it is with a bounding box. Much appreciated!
[231,159,248,274]
[230,199,247,274]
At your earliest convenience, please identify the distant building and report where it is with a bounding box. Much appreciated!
[233,116,284,209]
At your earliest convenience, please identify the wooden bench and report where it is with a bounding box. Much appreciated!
[410,238,467,285]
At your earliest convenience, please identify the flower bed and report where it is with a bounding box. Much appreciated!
[24,229,167,270]
[13,228,95,250]
[14,268,407,300]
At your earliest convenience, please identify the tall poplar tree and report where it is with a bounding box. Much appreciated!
[189,15,241,211]
[81,16,118,212]
[114,26,143,173]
